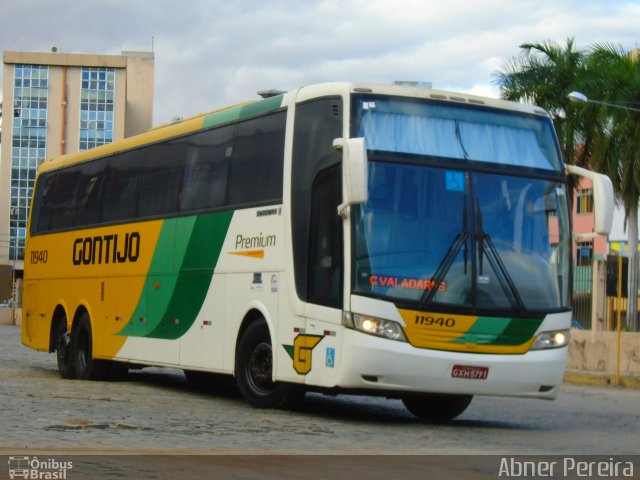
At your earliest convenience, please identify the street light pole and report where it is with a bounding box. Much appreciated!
[568,91,640,112]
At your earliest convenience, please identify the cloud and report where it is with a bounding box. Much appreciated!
[1,0,638,124]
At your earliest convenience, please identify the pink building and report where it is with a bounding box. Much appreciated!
[572,177,608,264]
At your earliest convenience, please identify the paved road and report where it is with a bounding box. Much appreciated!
[1,324,638,478]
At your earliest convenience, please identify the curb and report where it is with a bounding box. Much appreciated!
[564,369,640,388]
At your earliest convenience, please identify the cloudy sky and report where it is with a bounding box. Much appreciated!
[1,0,638,125]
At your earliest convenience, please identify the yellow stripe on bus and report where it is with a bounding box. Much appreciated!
[228,250,265,259]
[398,308,536,354]
[25,221,164,358]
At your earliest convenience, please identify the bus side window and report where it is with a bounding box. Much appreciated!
[179,125,233,212]
[180,154,228,211]
[102,153,144,223]
[46,170,79,230]
[34,174,55,233]
[227,112,285,206]
[308,165,343,308]
[138,143,186,218]
[75,159,106,227]
[291,97,343,305]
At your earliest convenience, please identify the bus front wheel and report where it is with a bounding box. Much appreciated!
[402,394,473,422]
[236,319,303,409]
[73,313,110,381]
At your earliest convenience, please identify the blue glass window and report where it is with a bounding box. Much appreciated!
[10,64,48,260]
[79,67,115,150]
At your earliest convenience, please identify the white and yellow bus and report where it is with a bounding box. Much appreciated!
[22,82,613,420]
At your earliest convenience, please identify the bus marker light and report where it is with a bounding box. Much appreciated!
[531,329,570,350]
[351,313,407,342]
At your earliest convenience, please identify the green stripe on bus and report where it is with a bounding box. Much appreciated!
[453,316,506,344]
[453,316,542,346]
[148,211,233,339]
[203,95,284,128]
[239,95,284,117]
[118,211,233,339]
[118,218,192,337]
[493,317,543,346]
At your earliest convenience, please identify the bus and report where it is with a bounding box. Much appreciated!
[22,82,613,420]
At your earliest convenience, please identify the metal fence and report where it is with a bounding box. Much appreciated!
[572,264,593,329]
[571,257,640,332]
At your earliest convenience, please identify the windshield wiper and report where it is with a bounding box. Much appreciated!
[421,195,526,314]
[476,202,526,313]
[421,197,468,308]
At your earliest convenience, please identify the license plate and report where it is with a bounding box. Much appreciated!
[451,364,489,380]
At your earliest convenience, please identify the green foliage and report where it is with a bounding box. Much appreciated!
[494,38,590,168]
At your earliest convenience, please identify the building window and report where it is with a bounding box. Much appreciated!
[11,64,48,260]
[576,241,593,266]
[576,188,594,214]
[79,67,115,150]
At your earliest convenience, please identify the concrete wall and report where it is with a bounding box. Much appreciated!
[122,51,154,137]
[0,308,11,325]
[567,328,640,375]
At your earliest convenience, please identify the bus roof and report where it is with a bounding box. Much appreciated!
[37,81,551,174]
[293,82,551,117]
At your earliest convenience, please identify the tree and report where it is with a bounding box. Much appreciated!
[494,38,590,167]
[495,40,640,330]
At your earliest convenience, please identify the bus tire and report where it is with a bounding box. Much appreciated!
[236,319,303,409]
[54,321,75,379]
[73,313,110,381]
[402,394,473,422]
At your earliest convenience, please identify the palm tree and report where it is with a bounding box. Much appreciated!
[577,44,640,330]
[494,38,590,167]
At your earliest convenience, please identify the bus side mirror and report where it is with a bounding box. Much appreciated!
[565,164,614,236]
[334,137,368,217]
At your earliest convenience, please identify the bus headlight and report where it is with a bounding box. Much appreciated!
[343,312,407,342]
[530,329,570,350]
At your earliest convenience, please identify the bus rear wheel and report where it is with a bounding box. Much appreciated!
[402,394,473,422]
[236,319,303,409]
[73,313,110,381]
[54,321,75,379]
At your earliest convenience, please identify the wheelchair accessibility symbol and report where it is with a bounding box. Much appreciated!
[326,347,335,368]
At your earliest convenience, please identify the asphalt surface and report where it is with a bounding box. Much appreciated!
[1,324,638,479]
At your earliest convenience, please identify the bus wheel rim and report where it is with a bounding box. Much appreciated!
[247,342,273,393]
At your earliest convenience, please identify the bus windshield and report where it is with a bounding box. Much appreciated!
[351,96,571,313]
[354,95,562,171]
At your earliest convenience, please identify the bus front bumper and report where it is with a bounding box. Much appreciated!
[336,329,567,399]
